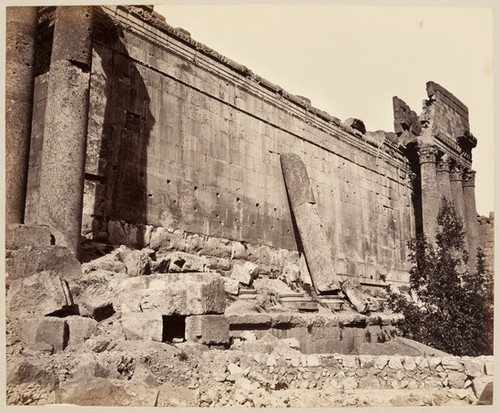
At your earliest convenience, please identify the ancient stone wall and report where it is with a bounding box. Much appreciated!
[69,5,412,283]
[25,6,482,286]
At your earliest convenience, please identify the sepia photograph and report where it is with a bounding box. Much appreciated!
[3,0,496,409]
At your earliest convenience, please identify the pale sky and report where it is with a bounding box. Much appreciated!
[154,3,494,216]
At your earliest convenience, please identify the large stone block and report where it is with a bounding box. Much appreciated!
[35,317,69,353]
[185,315,229,345]
[66,316,98,346]
[138,273,225,315]
[6,244,82,280]
[7,271,69,317]
[122,311,163,342]
[6,224,52,250]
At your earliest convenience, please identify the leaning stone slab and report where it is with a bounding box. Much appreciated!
[280,153,340,294]
[138,273,225,315]
[185,315,230,345]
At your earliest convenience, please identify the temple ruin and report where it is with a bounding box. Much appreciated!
[5,5,494,407]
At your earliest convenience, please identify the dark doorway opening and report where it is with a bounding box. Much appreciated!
[162,315,186,342]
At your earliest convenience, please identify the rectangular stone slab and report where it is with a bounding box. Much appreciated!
[280,153,340,293]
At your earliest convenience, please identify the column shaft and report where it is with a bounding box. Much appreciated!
[463,170,479,269]
[418,145,439,241]
[36,6,93,258]
[436,157,452,203]
[449,166,469,253]
[5,7,37,224]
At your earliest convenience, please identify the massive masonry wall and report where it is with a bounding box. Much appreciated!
[28,6,414,283]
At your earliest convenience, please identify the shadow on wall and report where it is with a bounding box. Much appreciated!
[85,8,155,250]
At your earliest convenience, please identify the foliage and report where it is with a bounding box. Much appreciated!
[388,198,493,356]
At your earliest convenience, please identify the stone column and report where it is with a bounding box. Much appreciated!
[449,165,467,225]
[436,155,452,203]
[463,170,479,268]
[418,144,439,241]
[36,6,93,258]
[5,7,38,224]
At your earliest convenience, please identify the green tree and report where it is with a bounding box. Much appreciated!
[388,198,493,356]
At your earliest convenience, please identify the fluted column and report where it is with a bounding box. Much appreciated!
[436,155,452,203]
[463,170,479,269]
[34,6,93,259]
[5,7,38,224]
[418,144,439,241]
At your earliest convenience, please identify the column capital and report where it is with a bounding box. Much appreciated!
[436,155,451,173]
[449,165,463,182]
[463,170,476,187]
[417,144,437,165]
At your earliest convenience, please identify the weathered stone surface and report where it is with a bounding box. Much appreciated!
[7,360,59,390]
[55,377,159,406]
[6,224,52,250]
[185,315,230,345]
[137,273,226,315]
[7,272,69,317]
[29,7,94,258]
[341,280,369,313]
[35,317,69,353]
[447,371,467,389]
[5,7,37,225]
[224,278,240,295]
[230,261,259,286]
[122,311,163,341]
[227,313,272,327]
[344,117,366,134]
[6,244,82,280]
[117,248,152,276]
[161,251,210,273]
[66,316,98,346]
[280,153,340,294]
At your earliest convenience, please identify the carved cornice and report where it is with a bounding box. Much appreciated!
[462,170,476,188]
[417,144,437,165]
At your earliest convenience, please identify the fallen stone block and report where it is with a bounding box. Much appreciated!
[6,223,52,250]
[230,261,259,286]
[341,280,369,314]
[19,317,45,349]
[6,244,82,280]
[185,315,229,345]
[160,251,209,272]
[122,311,163,342]
[7,272,69,317]
[35,317,69,353]
[139,273,226,315]
[117,247,152,276]
[66,316,98,346]
[224,278,240,295]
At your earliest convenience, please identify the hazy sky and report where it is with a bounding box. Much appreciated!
[154,3,494,216]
